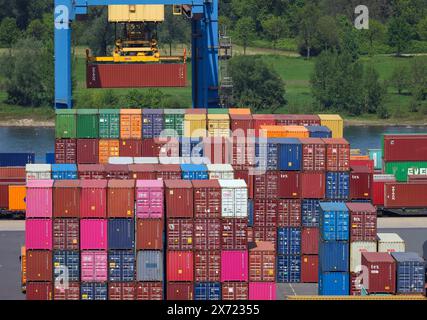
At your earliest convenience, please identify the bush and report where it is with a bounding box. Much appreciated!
[376,104,390,119]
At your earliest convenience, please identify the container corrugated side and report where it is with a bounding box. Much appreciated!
[136,251,163,281]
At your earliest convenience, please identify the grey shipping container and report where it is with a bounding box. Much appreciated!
[391,252,426,294]
[137,251,163,282]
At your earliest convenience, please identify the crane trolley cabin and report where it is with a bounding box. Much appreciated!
[54,0,220,109]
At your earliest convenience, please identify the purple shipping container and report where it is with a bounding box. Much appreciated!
[26,219,52,250]
[80,219,108,250]
[142,109,164,139]
[26,180,54,218]
[81,251,108,282]
[135,180,164,219]
[249,282,276,300]
[221,250,248,282]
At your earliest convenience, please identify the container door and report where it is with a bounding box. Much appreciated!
[221,188,234,217]
[234,188,248,218]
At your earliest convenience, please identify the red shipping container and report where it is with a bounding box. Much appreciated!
[167,218,193,250]
[80,180,107,218]
[346,202,377,242]
[194,218,221,250]
[300,172,325,199]
[77,139,99,164]
[53,218,79,250]
[0,182,24,208]
[167,251,194,282]
[384,182,427,208]
[137,219,163,250]
[0,167,26,178]
[383,134,427,161]
[107,179,135,218]
[54,282,80,300]
[221,218,248,250]
[322,138,350,172]
[87,63,187,88]
[231,137,256,170]
[277,171,300,198]
[361,252,396,294]
[277,199,301,227]
[222,282,248,300]
[249,241,276,282]
[105,164,129,180]
[167,282,193,300]
[408,175,427,182]
[194,251,221,282]
[253,227,276,245]
[301,228,319,255]
[108,283,136,300]
[136,282,163,300]
[254,199,277,227]
[203,137,231,164]
[301,255,318,283]
[349,159,374,173]
[154,137,180,158]
[230,114,253,136]
[254,171,279,199]
[26,282,52,300]
[128,164,157,180]
[141,138,156,157]
[233,169,254,199]
[276,114,321,126]
[53,180,80,218]
[372,174,396,206]
[55,139,77,164]
[300,138,326,172]
[193,180,221,219]
[165,180,193,218]
[155,164,181,180]
[26,250,52,282]
[350,165,373,200]
[350,272,362,296]
[247,227,254,243]
[119,139,142,157]
[253,115,276,136]
[78,164,106,179]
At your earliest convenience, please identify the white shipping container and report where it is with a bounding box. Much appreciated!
[25,164,51,180]
[133,157,159,164]
[219,179,248,218]
[108,157,134,165]
[377,233,406,253]
[207,164,234,180]
[350,241,377,272]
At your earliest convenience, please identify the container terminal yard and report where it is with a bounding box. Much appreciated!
[0,1,426,304]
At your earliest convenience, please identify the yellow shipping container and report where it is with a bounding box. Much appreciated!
[99,139,120,164]
[350,149,362,156]
[108,5,164,22]
[9,185,26,211]
[184,114,207,138]
[318,114,344,138]
[283,126,309,138]
[207,114,230,137]
[259,125,287,138]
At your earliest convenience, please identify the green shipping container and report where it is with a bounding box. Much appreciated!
[99,109,120,139]
[77,109,99,138]
[368,149,383,171]
[55,109,77,138]
[207,108,229,114]
[384,161,427,182]
[164,109,185,137]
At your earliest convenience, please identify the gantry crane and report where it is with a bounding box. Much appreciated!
[54,0,219,109]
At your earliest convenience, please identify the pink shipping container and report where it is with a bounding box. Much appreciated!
[80,219,108,250]
[136,180,164,219]
[383,134,427,161]
[26,219,52,250]
[248,282,276,300]
[80,180,107,218]
[81,251,108,282]
[26,180,54,218]
[221,250,248,282]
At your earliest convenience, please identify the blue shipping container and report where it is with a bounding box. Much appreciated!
[277,255,301,283]
[326,172,350,200]
[0,153,35,167]
[45,153,55,164]
[319,272,349,295]
[108,219,135,250]
[277,227,301,255]
[181,164,208,180]
[51,164,78,180]
[391,252,426,294]
[180,137,204,158]
[319,202,349,241]
[302,199,320,227]
[80,282,108,300]
[108,250,135,282]
[53,250,80,282]
[278,138,302,171]
[307,126,332,139]
[255,139,280,170]
[248,199,254,227]
[194,282,221,300]
[319,240,349,272]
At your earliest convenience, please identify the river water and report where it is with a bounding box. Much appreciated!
[0,125,427,163]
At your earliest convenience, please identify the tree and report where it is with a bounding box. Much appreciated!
[0,18,20,52]
[337,15,361,61]
[388,16,412,56]
[363,65,385,114]
[233,17,256,55]
[26,19,47,41]
[297,2,320,59]
[362,19,386,55]
[389,65,410,94]
[261,15,287,49]
[316,16,339,51]
[83,8,115,56]
[418,16,427,40]
[158,6,190,56]
[229,55,286,112]
[409,57,427,101]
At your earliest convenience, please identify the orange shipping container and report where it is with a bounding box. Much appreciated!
[284,126,309,138]
[99,139,120,164]
[350,155,370,161]
[259,125,287,138]
[120,109,142,139]
[8,185,26,211]
[229,108,251,115]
